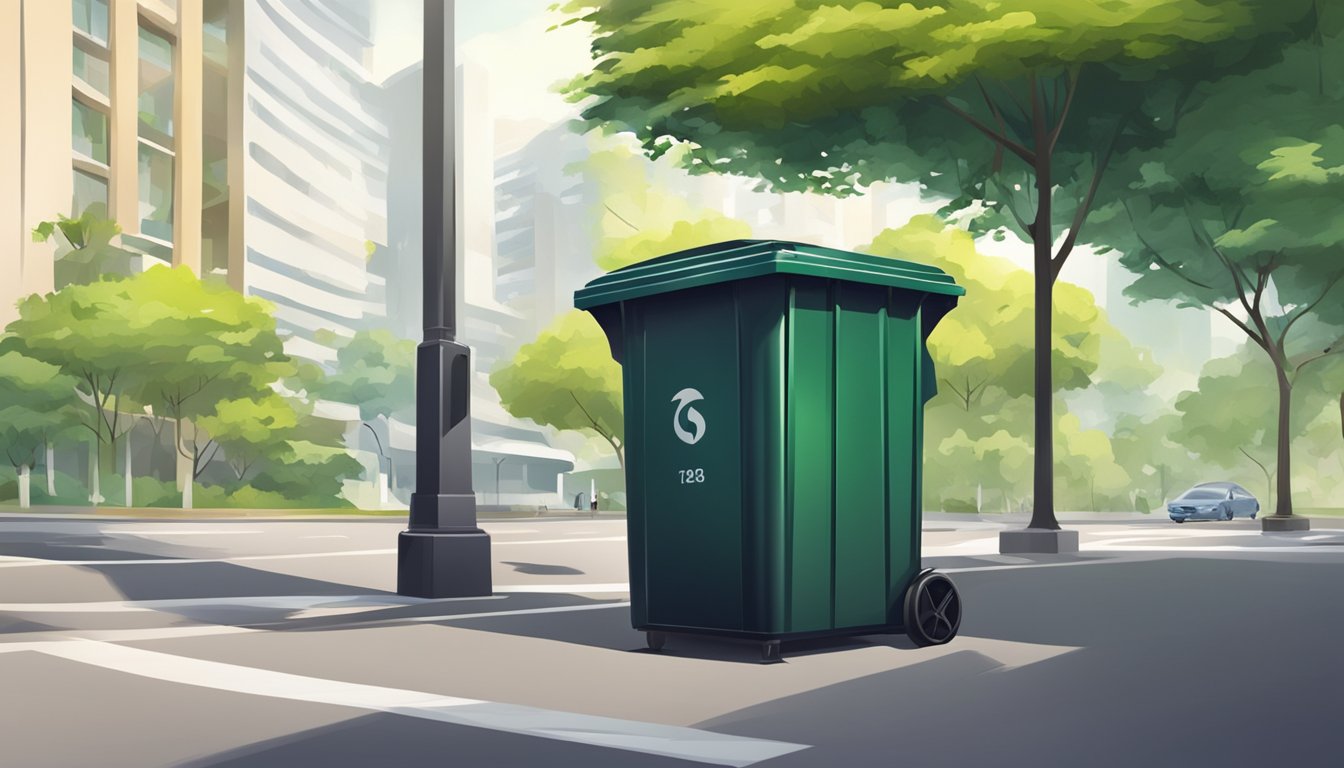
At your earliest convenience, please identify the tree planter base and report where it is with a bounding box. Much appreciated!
[999,528,1080,554]
[1261,516,1310,532]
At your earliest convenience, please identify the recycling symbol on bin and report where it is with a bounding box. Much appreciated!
[672,388,706,445]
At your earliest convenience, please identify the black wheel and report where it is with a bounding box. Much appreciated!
[1225,506,1234,521]
[761,640,782,662]
[1175,519,1185,524]
[904,570,961,647]
[646,631,666,652]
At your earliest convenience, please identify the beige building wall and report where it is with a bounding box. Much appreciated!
[173,0,203,273]
[2,0,208,329]
[0,1,72,328]
[109,0,139,231]
[1,2,22,325]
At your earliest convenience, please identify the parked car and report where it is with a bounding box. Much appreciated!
[1167,482,1260,523]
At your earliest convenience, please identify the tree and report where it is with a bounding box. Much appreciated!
[562,0,1316,530]
[0,348,81,508]
[7,277,147,503]
[7,266,292,509]
[1090,21,1344,519]
[32,206,140,287]
[1171,343,1344,511]
[122,267,294,509]
[864,216,1157,411]
[195,394,303,485]
[863,218,1154,513]
[579,140,751,272]
[309,329,416,505]
[492,311,625,470]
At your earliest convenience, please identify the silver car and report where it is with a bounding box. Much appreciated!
[1167,482,1260,523]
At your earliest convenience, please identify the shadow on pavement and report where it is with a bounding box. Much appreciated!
[691,557,1344,767]
[0,531,178,562]
[175,710,705,768]
[499,560,586,575]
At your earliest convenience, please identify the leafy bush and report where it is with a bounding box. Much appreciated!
[941,497,980,514]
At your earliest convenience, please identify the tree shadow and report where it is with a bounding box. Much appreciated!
[500,560,586,575]
[174,710,705,768]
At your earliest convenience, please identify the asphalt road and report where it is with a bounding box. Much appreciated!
[2,512,1342,767]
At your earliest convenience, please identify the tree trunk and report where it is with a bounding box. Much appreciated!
[124,434,133,509]
[183,474,193,510]
[1028,81,1058,531]
[19,464,31,509]
[45,442,56,496]
[90,441,102,504]
[1273,372,1294,517]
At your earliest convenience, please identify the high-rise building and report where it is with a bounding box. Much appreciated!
[3,0,389,365]
[206,0,390,364]
[3,0,207,326]
[381,60,575,508]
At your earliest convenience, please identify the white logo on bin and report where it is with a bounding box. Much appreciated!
[672,388,706,445]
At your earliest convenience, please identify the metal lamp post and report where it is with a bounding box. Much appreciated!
[397,0,492,598]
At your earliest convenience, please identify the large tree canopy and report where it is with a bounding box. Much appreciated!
[1088,17,1344,518]
[563,0,1317,529]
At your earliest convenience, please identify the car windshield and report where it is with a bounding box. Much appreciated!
[1179,489,1224,501]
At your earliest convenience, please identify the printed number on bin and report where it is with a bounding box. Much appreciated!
[679,468,706,484]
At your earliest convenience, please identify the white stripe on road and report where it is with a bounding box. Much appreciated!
[30,640,806,766]
[0,594,505,614]
[0,536,628,569]
[495,536,627,545]
[105,529,265,536]
[493,583,630,594]
[404,601,631,624]
[0,549,397,568]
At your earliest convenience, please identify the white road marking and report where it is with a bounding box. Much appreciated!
[301,535,349,540]
[0,549,397,568]
[0,594,504,614]
[495,536,627,546]
[404,601,631,623]
[492,583,630,594]
[26,640,807,766]
[105,529,265,536]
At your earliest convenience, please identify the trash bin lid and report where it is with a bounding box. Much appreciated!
[574,239,964,309]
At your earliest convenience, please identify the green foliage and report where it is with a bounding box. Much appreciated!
[864,216,1157,406]
[563,0,1311,198]
[579,140,752,271]
[563,0,1316,523]
[491,310,625,468]
[249,440,362,504]
[1089,19,1344,514]
[32,207,140,286]
[196,394,304,483]
[312,329,417,423]
[0,347,82,472]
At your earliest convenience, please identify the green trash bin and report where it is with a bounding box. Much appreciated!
[575,240,965,660]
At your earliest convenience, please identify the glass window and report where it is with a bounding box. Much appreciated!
[72,100,109,164]
[73,41,111,95]
[138,25,175,145]
[138,143,174,242]
[72,169,109,217]
[73,0,109,43]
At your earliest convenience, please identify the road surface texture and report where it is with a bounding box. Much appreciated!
[1,512,1341,767]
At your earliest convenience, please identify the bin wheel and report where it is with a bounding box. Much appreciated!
[904,570,961,647]
[761,640,782,663]
[646,631,667,652]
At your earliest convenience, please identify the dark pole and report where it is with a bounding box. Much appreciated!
[397,0,492,598]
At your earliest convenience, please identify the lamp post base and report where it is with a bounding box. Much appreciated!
[1261,515,1310,532]
[999,528,1080,554]
[397,529,492,598]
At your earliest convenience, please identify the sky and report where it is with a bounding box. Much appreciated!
[371,1,591,127]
